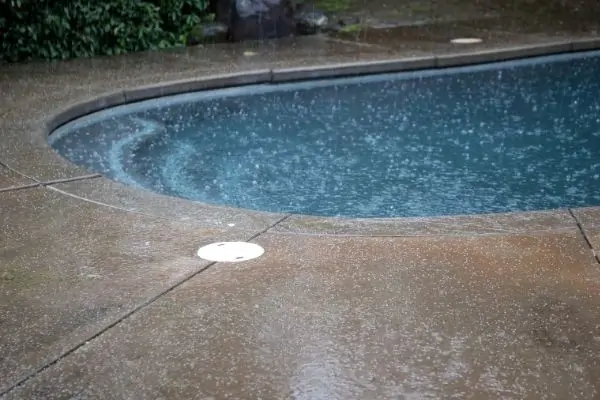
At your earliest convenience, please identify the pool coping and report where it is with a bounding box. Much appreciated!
[38,38,600,236]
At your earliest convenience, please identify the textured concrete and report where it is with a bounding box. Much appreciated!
[3,233,600,399]
[271,56,435,82]
[50,179,287,230]
[1,8,600,400]
[584,228,600,254]
[572,206,600,229]
[329,16,584,53]
[571,207,600,253]
[0,187,256,393]
[332,21,519,53]
[570,206,600,256]
[272,209,579,236]
[0,165,34,190]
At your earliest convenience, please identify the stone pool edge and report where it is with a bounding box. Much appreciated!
[48,39,600,131]
[43,38,600,236]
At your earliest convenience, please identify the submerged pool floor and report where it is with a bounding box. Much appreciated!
[51,51,600,218]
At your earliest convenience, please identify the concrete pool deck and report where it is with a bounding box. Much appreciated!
[2,15,600,399]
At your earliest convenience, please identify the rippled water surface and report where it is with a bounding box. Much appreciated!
[50,51,600,218]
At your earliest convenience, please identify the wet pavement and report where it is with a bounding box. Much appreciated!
[5,232,600,399]
[0,165,34,191]
[1,7,600,399]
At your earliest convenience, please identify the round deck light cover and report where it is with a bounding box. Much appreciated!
[197,242,264,262]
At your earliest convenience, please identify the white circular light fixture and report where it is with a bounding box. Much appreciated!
[450,37,483,44]
[197,242,264,262]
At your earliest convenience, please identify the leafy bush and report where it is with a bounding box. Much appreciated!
[0,0,208,63]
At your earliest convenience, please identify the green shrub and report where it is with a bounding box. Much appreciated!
[0,0,208,63]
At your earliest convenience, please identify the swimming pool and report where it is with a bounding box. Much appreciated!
[50,50,600,218]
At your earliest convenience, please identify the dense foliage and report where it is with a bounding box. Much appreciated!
[0,0,208,63]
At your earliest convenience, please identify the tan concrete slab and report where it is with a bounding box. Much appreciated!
[50,178,287,231]
[273,209,577,236]
[0,36,385,92]
[572,206,600,229]
[0,36,390,95]
[327,15,599,64]
[481,9,600,37]
[5,232,600,399]
[583,228,600,253]
[333,21,510,47]
[0,165,35,190]
[178,35,396,66]
[571,208,600,254]
[329,18,568,54]
[0,85,129,181]
[0,48,213,92]
[0,187,258,393]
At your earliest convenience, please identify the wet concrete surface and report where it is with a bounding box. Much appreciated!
[573,207,600,230]
[50,179,287,231]
[0,165,34,190]
[1,9,600,400]
[3,233,600,399]
[272,209,578,236]
[571,208,600,258]
[583,229,600,257]
[0,187,256,393]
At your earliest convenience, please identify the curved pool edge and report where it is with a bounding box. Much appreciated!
[36,38,600,236]
[49,176,587,237]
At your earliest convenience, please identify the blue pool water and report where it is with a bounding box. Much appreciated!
[50,51,600,218]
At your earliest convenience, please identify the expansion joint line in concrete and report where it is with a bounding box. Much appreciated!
[0,213,292,397]
[0,183,40,193]
[1,157,102,190]
[568,208,600,265]
[40,174,103,186]
[0,160,41,184]
[0,175,103,193]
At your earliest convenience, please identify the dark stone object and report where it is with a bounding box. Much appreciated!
[208,0,297,42]
[186,22,229,46]
[295,8,329,35]
[229,0,297,41]
[207,0,333,41]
